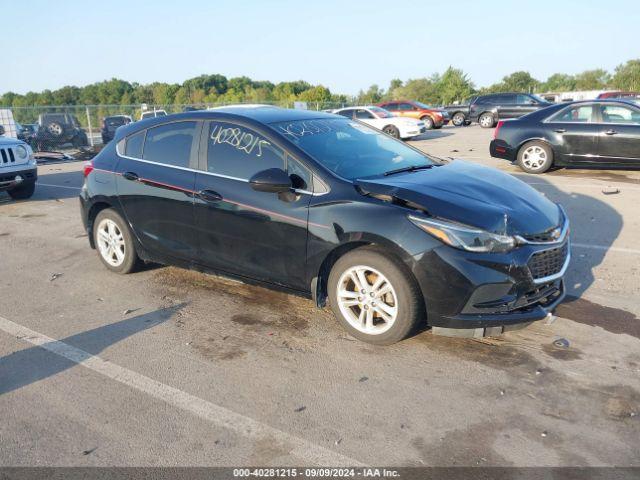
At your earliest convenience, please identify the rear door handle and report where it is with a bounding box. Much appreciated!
[197,189,223,203]
[122,171,139,181]
[553,128,566,133]
[605,129,618,135]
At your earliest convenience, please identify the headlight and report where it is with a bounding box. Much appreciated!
[408,215,516,253]
[15,145,28,159]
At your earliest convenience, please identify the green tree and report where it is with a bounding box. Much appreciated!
[435,67,475,105]
[540,73,576,92]
[574,69,610,90]
[357,84,384,104]
[610,59,640,91]
[500,71,538,92]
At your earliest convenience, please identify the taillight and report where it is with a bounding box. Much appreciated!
[494,120,505,139]
[83,161,94,177]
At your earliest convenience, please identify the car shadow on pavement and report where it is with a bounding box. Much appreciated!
[511,173,632,331]
[0,303,186,396]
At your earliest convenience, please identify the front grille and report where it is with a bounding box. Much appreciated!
[1,148,16,164]
[528,242,569,280]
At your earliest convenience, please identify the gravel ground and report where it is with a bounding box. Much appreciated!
[0,125,638,467]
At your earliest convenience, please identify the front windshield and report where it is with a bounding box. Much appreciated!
[414,101,435,109]
[271,118,435,180]
[368,106,394,118]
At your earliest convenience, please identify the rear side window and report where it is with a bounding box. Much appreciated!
[383,103,398,110]
[337,110,353,119]
[125,131,145,157]
[207,122,285,179]
[142,121,197,168]
[549,105,593,123]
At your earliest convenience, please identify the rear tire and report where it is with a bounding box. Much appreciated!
[382,125,400,139]
[8,182,35,200]
[328,246,424,345]
[517,141,553,174]
[421,116,434,130]
[93,208,141,274]
[479,113,495,128]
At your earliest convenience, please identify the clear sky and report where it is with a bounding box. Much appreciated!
[4,0,639,95]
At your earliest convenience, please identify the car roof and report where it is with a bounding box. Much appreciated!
[114,107,341,141]
[335,105,378,110]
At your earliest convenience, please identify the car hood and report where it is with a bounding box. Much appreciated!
[355,160,561,236]
[0,136,25,146]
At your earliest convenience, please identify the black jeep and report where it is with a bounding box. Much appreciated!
[32,113,89,151]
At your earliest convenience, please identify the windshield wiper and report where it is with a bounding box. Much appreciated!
[383,164,434,176]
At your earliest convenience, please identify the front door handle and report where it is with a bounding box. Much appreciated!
[122,171,139,181]
[605,129,618,135]
[553,128,566,133]
[197,189,223,203]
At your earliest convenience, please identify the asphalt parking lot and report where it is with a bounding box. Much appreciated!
[1,125,639,467]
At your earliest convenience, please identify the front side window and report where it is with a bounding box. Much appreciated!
[355,109,374,119]
[207,122,285,179]
[549,105,593,123]
[369,106,394,118]
[125,131,145,157]
[517,94,536,105]
[397,103,415,111]
[142,121,197,168]
[600,104,640,124]
[271,118,436,180]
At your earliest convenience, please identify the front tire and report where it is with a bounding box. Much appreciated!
[479,113,495,128]
[383,125,400,139]
[93,208,141,274]
[328,246,424,345]
[8,182,35,200]
[452,112,466,127]
[421,116,434,130]
[517,141,553,174]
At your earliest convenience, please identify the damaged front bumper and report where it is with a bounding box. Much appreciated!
[410,239,569,331]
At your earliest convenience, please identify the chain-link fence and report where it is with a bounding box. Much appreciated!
[5,101,354,153]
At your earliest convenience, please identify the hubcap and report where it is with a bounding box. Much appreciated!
[96,218,126,267]
[480,115,492,127]
[522,146,547,170]
[336,265,398,335]
[453,114,464,125]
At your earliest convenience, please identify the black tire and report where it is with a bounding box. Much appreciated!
[479,112,496,128]
[516,141,554,174]
[421,116,434,130]
[93,208,141,274]
[382,125,400,139]
[8,182,35,200]
[328,246,424,345]
[452,112,466,127]
[463,120,471,126]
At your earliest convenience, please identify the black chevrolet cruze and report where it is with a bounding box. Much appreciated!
[80,106,570,344]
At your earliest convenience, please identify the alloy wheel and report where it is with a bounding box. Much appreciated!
[336,265,398,335]
[522,145,548,170]
[480,115,493,127]
[96,218,126,267]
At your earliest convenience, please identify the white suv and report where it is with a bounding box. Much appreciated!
[0,125,37,199]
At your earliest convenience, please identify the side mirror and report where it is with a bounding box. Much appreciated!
[249,168,292,193]
[0,125,5,136]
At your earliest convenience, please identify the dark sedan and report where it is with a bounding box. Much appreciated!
[491,100,640,173]
[80,107,569,344]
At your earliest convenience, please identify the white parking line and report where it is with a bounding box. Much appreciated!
[0,315,362,467]
[573,243,640,255]
[36,183,81,190]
